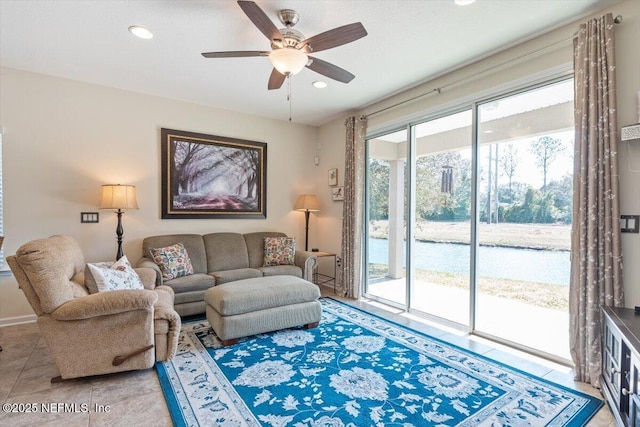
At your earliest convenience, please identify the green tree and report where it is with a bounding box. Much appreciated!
[500,143,519,195]
[368,159,390,221]
[546,174,573,224]
[416,151,471,221]
[529,136,564,192]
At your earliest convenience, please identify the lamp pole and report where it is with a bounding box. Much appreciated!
[304,209,311,251]
[115,209,124,260]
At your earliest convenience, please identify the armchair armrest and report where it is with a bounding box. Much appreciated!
[134,267,159,290]
[51,290,158,321]
[295,250,317,282]
[137,257,163,286]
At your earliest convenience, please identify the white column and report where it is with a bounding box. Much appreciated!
[388,160,405,279]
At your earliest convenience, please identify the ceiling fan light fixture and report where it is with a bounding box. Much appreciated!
[454,0,476,5]
[269,48,308,75]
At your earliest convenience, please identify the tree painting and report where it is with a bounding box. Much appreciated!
[161,129,267,219]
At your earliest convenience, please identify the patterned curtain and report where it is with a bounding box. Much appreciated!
[338,116,367,298]
[570,13,623,387]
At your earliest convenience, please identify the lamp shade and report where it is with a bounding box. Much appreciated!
[294,194,320,212]
[269,48,308,76]
[100,184,139,210]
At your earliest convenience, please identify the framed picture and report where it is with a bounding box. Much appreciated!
[161,128,267,219]
[331,186,344,201]
[328,168,338,186]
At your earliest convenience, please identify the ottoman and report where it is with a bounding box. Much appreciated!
[205,275,322,346]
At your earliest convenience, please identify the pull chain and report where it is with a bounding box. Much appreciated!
[287,75,292,123]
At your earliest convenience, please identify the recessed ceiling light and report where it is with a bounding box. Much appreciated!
[454,0,476,5]
[128,26,153,39]
[312,81,328,89]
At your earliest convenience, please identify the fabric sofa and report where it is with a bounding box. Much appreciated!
[137,232,317,317]
[7,235,181,381]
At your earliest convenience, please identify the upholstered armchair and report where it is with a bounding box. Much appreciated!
[7,235,181,381]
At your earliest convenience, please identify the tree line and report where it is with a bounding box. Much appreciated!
[368,136,572,225]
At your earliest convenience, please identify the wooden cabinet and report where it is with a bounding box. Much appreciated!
[602,307,640,426]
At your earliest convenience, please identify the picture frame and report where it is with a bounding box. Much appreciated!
[161,128,267,219]
[331,186,344,201]
[328,168,338,186]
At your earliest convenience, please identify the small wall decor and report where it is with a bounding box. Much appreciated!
[328,168,338,186]
[331,186,344,201]
[161,128,267,219]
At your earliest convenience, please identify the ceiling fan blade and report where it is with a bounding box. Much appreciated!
[307,56,355,83]
[238,1,281,42]
[201,51,269,58]
[268,68,286,90]
[300,22,367,53]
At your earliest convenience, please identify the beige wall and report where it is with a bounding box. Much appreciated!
[0,68,319,321]
[317,0,640,307]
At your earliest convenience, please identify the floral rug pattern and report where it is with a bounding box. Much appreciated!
[156,298,602,427]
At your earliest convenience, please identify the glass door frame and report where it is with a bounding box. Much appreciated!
[363,73,574,365]
[364,106,474,329]
[468,75,574,365]
[364,124,412,312]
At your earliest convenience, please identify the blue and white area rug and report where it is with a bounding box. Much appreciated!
[156,298,602,426]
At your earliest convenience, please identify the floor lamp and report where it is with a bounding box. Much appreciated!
[100,184,139,260]
[294,194,320,251]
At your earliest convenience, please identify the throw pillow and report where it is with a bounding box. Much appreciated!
[149,242,194,281]
[85,255,144,293]
[263,237,296,266]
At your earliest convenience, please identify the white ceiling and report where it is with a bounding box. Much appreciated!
[0,0,622,126]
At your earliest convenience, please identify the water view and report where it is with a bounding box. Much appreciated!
[368,238,570,286]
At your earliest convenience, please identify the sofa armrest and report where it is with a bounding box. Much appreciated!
[51,290,158,321]
[137,257,163,286]
[295,250,317,282]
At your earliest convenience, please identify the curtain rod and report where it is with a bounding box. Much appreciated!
[362,15,622,121]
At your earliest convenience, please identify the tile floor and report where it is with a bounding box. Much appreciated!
[0,289,615,426]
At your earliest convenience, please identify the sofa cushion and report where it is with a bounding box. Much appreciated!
[263,237,296,266]
[204,275,320,316]
[85,255,144,293]
[164,273,215,294]
[150,243,194,281]
[259,265,302,278]
[203,233,250,272]
[142,234,207,274]
[174,290,207,305]
[209,268,262,285]
[244,232,287,268]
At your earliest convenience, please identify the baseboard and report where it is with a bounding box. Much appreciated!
[0,314,36,327]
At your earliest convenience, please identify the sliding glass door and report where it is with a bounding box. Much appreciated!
[475,80,574,359]
[364,77,574,361]
[366,129,408,307]
[410,111,472,324]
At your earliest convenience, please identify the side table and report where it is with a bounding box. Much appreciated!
[313,252,336,293]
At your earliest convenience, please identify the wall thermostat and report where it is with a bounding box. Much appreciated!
[621,123,640,141]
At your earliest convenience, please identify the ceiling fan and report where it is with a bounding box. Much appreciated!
[201,0,367,90]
